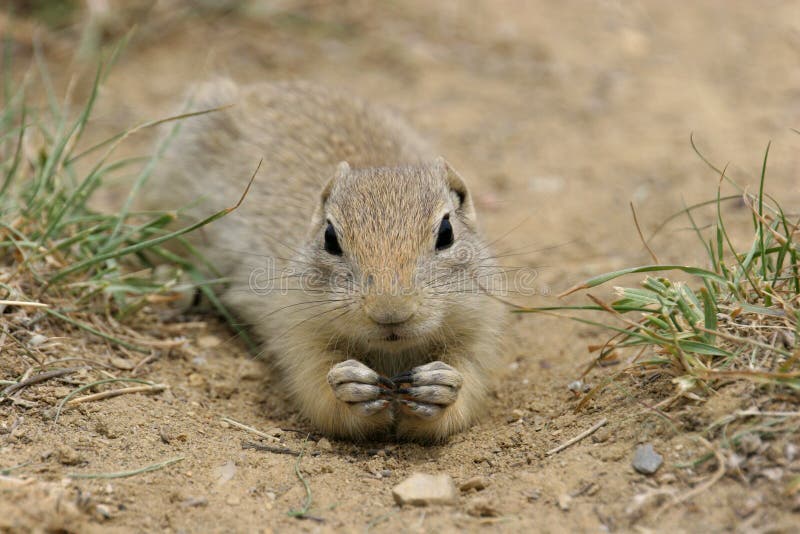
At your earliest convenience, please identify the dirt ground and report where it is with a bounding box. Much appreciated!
[3,1,800,532]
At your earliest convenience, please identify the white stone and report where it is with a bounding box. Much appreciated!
[392,473,458,506]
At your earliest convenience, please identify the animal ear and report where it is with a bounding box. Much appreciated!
[434,156,476,221]
[320,161,350,205]
[311,161,350,234]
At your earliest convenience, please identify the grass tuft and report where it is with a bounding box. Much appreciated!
[1,44,255,423]
[519,139,799,490]
[0,45,254,354]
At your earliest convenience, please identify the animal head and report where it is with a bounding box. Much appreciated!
[299,157,494,353]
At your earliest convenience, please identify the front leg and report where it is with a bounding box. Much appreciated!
[284,357,395,440]
[394,359,488,442]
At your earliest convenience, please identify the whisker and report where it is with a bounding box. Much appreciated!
[270,302,354,344]
[251,298,354,322]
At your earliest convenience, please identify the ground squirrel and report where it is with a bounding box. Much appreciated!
[142,79,505,442]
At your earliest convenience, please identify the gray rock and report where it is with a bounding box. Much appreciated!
[392,473,458,506]
[632,443,663,475]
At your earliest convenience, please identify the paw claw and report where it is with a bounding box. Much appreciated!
[328,360,392,418]
[396,361,462,420]
[351,399,390,417]
[400,400,443,420]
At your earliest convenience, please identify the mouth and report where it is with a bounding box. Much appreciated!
[371,321,433,346]
[378,325,409,343]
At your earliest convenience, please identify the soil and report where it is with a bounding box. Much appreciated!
[3,1,800,532]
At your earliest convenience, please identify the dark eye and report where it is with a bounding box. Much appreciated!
[435,214,454,251]
[324,221,343,256]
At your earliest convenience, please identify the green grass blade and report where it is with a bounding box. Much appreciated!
[560,265,728,297]
[757,142,770,282]
[700,287,717,344]
[47,160,259,285]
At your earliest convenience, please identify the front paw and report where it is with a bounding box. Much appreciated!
[392,361,463,420]
[327,359,394,417]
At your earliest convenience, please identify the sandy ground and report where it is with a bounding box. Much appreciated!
[3,1,800,532]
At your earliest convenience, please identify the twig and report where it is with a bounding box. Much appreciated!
[53,378,158,424]
[1,367,87,397]
[68,456,185,479]
[735,408,800,418]
[37,357,117,370]
[132,352,160,375]
[161,321,208,331]
[242,441,301,456]
[0,300,49,308]
[222,416,278,441]
[65,383,167,405]
[546,418,608,455]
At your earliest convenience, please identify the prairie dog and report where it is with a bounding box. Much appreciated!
[142,80,505,442]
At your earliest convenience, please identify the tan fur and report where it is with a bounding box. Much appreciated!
[141,79,505,442]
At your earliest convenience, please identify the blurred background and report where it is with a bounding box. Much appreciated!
[3,4,800,530]
[4,0,800,283]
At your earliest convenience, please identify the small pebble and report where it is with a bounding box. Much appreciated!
[557,493,572,511]
[523,488,541,502]
[56,445,83,466]
[736,494,762,518]
[316,438,332,451]
[188,373,205,387]
[94,504,111,520]
[591,427,611,443]
[110,357,134,370]
[392,473,458,506]
[181,497,208,508]
[760,467,783,482]
[197,335,221,349]
[785,443,798,462]
[657,472,677,485]
[459,476,490,492]
[567,380,583,393]
[466,496,499,517]
[632,443,663,475]
[28,334,47,347]
[739,434,762,455]
[215,460,237,486]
